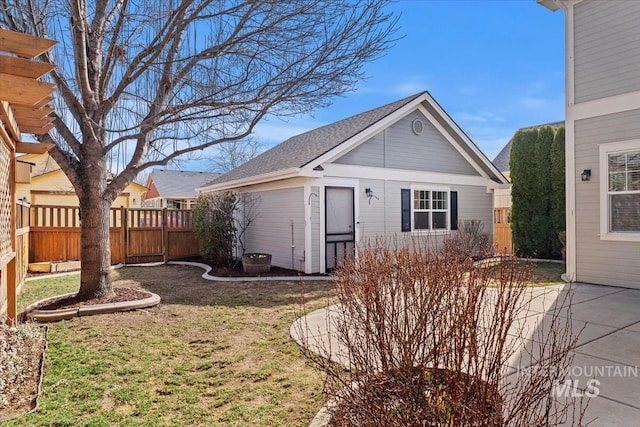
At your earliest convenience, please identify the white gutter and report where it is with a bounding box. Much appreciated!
[196,167,323,193]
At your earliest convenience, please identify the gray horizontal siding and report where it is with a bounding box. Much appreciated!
[335,111,479,176]
[574,0,640,103]
[574,111,640,288]
[358,179,386,238]
[453,184,494,242]
[355,180,493,247]
[335,133,384,167]
[242,187,306,271]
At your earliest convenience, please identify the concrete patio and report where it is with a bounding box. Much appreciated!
[291,282,640,426]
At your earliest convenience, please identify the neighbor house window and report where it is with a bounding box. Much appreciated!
[166,199,182,209]
[600,141,640,240]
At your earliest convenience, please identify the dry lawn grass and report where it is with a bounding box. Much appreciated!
[6,265,334,426]
[483,260,566,287]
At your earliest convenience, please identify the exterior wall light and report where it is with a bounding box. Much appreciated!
[364,188,379,204]
[581,169,591,181]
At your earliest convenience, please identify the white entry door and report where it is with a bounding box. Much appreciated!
[325,186,355,272]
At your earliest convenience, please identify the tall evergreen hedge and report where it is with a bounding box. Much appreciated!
[510,125,565,258]
[550,127,566,257]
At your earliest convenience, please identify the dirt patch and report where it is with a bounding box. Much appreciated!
[33,288,151,311]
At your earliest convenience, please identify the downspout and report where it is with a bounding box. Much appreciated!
[291,220,295,270]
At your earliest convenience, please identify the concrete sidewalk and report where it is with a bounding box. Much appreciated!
[290,283,640,426]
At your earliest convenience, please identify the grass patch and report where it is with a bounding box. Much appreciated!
[18,275,80,311]
[481,260,566,286]
[8,266,333,426]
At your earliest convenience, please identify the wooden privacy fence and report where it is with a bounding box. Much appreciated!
[29,205,200,264]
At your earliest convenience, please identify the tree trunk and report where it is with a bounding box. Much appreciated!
[77,158,114,300]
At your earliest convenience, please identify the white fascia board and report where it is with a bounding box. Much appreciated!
[196,168,302,193]
[416,104,491,181]
[538,0,583,12]
[419,93,509,185]
[303,94,430,170]
[538,0,561,11]
[322,163,507,190]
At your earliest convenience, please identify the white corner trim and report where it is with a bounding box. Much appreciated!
[565,120,577,283]
[566,3,575,107]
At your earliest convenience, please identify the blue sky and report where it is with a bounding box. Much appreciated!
[196,0,565,170]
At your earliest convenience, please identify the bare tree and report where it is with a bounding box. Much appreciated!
[0,0,398,300]
[207,137,263,173]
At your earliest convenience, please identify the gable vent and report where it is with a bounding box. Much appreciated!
[411,119,424,135]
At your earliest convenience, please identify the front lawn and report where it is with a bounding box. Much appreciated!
[481,260,566,287]
[9,266,333,426]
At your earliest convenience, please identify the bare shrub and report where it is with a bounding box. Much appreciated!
[444,219,492,261]
[298,236,586,426]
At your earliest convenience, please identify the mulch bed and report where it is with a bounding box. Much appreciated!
[33,288,151,311]
[177,257,328,278]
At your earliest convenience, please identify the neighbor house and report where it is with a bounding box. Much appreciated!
[143,169,220,209]
[0,29,57,324]
[16,152,148,208]
[541,0,640,288]
[199,91,509,273]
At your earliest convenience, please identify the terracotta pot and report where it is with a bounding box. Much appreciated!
[242,253,272,274]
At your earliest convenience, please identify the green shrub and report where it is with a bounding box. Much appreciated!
[511,125,565,259]
[550,127,566,257]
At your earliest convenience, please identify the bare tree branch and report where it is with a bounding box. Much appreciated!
[0,0,398,299]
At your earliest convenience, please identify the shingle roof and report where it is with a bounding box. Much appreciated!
[492,121,565,173]
[149,169,220,198]
[206,92,427,186]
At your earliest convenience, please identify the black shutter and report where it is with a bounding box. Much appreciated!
[401,189,411,232]
[450,191,458,230]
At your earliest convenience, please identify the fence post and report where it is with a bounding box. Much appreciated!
[163,208,169,264]
[120,206,127,264]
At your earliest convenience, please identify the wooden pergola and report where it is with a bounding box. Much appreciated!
[0,28,57,324]
[0,28,57,153]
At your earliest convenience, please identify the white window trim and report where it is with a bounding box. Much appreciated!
[410,185,451,234]
[599,139,640,241]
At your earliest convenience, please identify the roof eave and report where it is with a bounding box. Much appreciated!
[537,0,562,11]
[197,167,312,193]
[422,92,510,186]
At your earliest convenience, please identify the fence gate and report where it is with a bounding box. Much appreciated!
[493,207,513,254]
[125,208,165,263]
